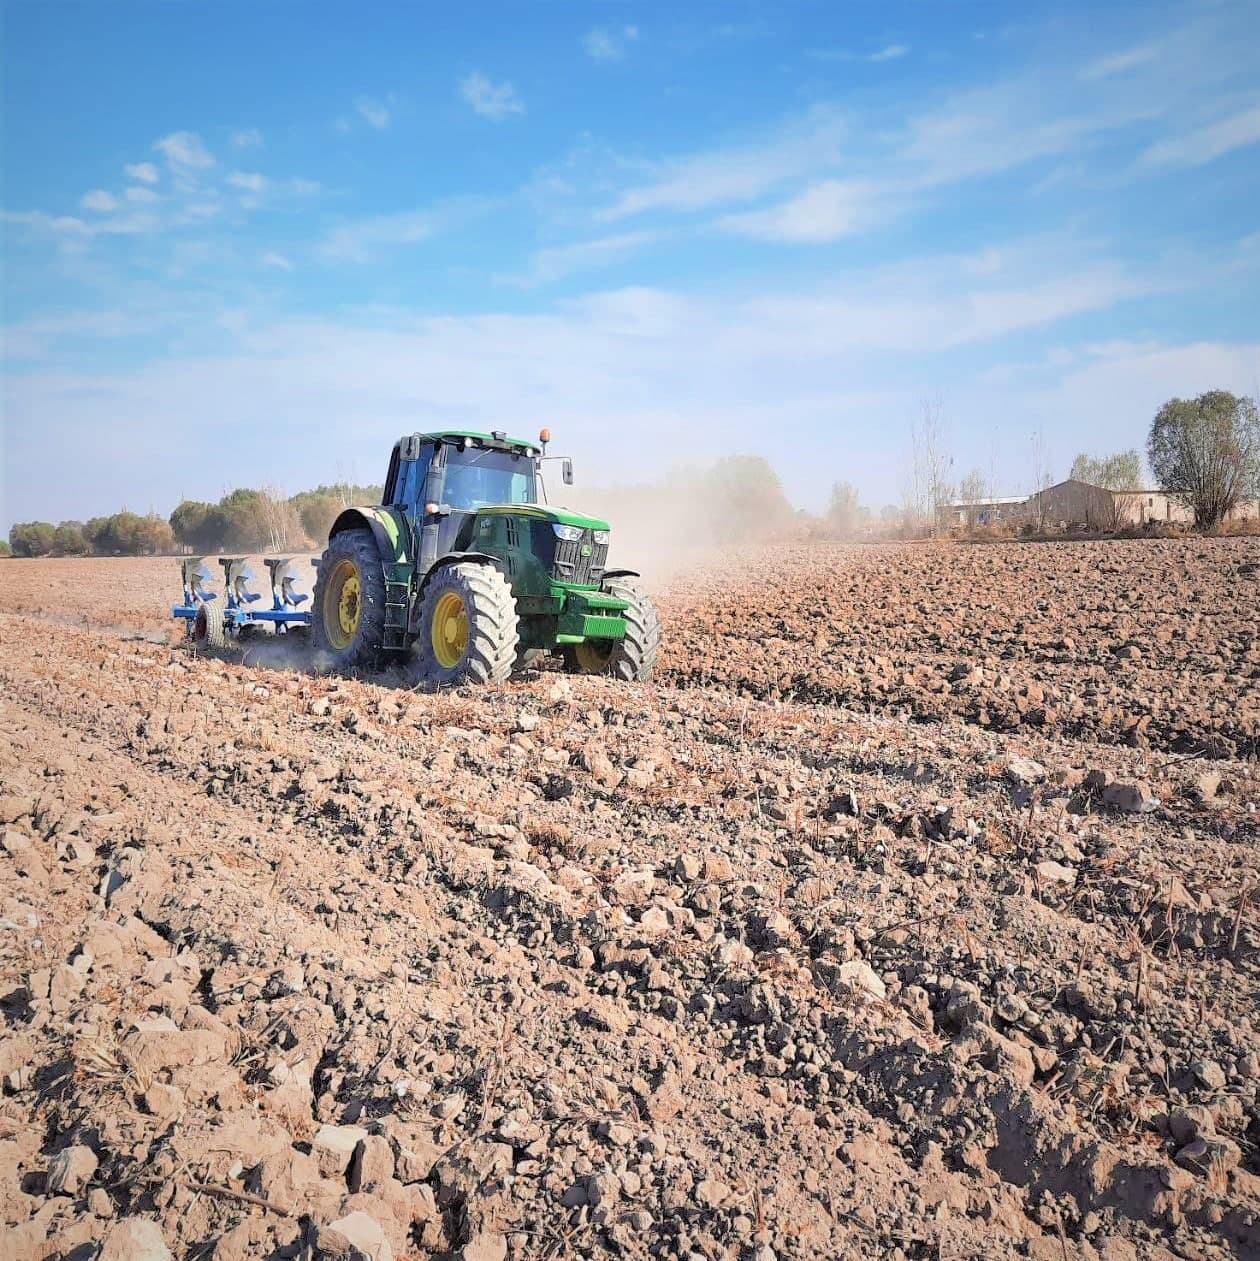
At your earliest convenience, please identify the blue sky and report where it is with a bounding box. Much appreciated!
[2,0,1259,529]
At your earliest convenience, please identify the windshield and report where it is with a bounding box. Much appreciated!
[442,445,537,510]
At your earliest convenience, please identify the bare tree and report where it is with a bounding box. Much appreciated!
[258,484,302,552]
[956,468,988,528]
[911,396,955,536]
[827,481,863,537]
[1028,428,1054,530]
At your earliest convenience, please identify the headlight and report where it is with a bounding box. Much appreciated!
[552,524,583,542]
[592,530,610,545]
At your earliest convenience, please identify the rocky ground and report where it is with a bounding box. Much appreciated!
[0,537,1257,1261]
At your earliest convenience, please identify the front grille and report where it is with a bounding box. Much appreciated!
[553,533,608,585]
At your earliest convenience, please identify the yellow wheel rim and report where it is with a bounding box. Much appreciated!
[574,639,614,673]
[430,590,470,669]
[323,559,362,650]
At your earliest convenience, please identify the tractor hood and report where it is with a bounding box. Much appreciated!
[475,504,611,531]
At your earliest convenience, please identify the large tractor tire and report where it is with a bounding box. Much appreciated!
[563,577,661,682]
[193,600,227,652]
[312,528,387,670]
[412,562,519,687]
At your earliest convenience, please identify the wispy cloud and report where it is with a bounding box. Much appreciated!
[355,96,392,130]
[460,72,524,121]
[584,25,639,62]
[868,44,909,62]
[319,203,474,262]
[2,206,158,246]
[501,231,659,287]
[1080,44,1157,81]
[231,128,264,148]
[153,130,214,171]
[1141,102,1260,167]
[260,252,294,271]
[227,171,268,194]
[124,161,160,185]
[600,107,846,219]
[718,179,882,243]
[81,190,120,213]
[125,186,158,203]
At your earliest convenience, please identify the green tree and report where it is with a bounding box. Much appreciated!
[52,521,88,555]
[0,539,11,558]
[83,518,111,553]
[293,491,345,545]
[1148,391,1260,528]
[217,488,273,550]
[88,512,174,555]
[1069,449,1143,490]
[169,501,229,553]
[9,522,56,557]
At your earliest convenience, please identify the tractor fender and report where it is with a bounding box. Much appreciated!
[600,568,641,581]
[418,551,500,590]
[328,506,410,566]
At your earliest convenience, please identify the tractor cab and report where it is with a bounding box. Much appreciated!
[383,430,545,563]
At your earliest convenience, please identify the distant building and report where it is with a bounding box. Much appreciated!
[938,495,1029,530]
[938,479,1259,533]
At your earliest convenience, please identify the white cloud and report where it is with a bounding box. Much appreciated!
[460,72,524,121]
[231,128,264,148]
[261,252,294,270]
[1141,103,1260,167]
[319,208,451,262]
[1080,45,1157,80]
[868,44,909,62]
[179,200,223,222]
[124,161,160,184]
[2,205,160,246]
[355,97,392,130]
[718,179,881,242]
[227,171,269,193]
[601,107,846,220]
[584,25,639,62]
[81,189,119,213]
[502,231,660,287]
[2,209,92,240]
[153,130,214,171]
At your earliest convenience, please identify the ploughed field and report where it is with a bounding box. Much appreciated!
[0,537,1258,1261]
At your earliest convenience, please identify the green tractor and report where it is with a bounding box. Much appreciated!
[311,428,661,686]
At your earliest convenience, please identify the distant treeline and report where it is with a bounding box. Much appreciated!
[5,483,383,558]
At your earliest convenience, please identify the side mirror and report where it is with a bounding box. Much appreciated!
[401,435,422,460]
[562,459,574,486]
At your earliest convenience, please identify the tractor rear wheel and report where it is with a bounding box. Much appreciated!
[193,600,227,652]
[563,578,661,682]
[412,562,519,687]
[312,528,387,670]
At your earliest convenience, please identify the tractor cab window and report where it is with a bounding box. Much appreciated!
[395,455,425,506]
[442,445,536,510]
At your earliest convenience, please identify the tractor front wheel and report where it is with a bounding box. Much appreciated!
[563,578,661,682]
[411,562,519,687]
[312,528,387,670]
